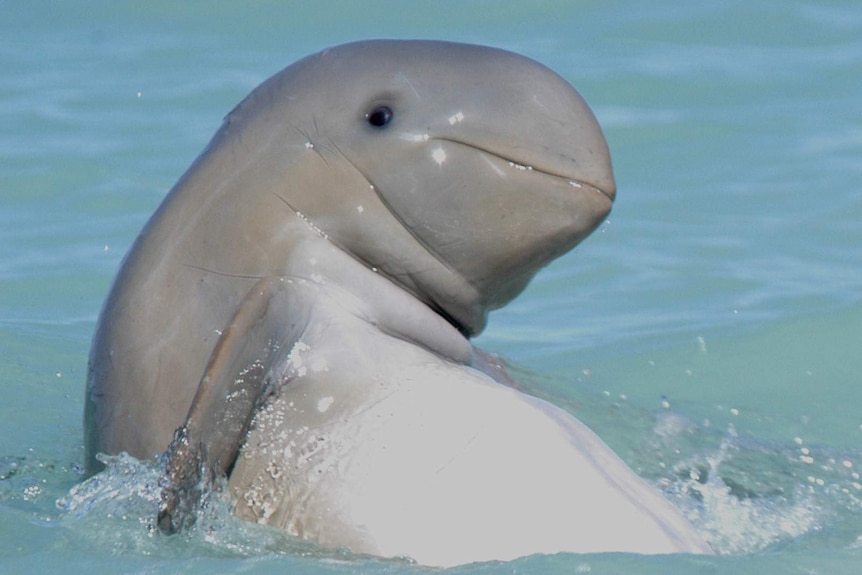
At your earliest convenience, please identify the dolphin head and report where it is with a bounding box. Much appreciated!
[234,40,615,335]
[156,40,615,336]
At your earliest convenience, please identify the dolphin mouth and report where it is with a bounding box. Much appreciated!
[560,178,615,205]
[434,137,615,204]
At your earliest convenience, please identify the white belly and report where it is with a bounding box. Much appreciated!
[227,329,709,566]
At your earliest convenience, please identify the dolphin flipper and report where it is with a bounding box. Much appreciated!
[157,276,305,533]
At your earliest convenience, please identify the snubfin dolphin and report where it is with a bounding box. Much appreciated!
[85,40,711,565]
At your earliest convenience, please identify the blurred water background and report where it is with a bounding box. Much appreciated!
[2,1,862,573]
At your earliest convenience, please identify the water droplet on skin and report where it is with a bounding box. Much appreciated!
[317,396,334,413]
[432,147,446,165]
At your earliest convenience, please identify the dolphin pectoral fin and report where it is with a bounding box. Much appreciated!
[157,276,305,534]
[157,424,210,534]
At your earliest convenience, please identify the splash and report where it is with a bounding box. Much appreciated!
[643,411,862,554]
[56,453,166,555]
[54,453,354,560]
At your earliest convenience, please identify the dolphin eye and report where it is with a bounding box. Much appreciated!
[366,106,393,128]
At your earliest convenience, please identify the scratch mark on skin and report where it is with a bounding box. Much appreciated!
[436,432,480,474]
[182,263,263,281]
[481,154,506,178]
[294,125,332,166]
[271,192,329,239]
[396,72,421,99]
[271,191,301,215]
[349,388,400,419]
[295,116,341,164]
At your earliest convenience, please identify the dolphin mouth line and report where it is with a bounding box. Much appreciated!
[434,137,614,204]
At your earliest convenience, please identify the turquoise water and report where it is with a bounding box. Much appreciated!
[3,1,862,573]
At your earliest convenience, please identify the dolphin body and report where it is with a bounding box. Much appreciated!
[85,40,710,566]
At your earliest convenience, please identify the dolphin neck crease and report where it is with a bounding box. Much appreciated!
[276,231,474,366]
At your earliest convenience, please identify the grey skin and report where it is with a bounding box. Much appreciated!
[85,40,710,565]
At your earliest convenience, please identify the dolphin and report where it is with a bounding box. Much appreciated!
[85,40,710,565]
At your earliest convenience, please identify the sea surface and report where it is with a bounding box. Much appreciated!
[3,1,862,573]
